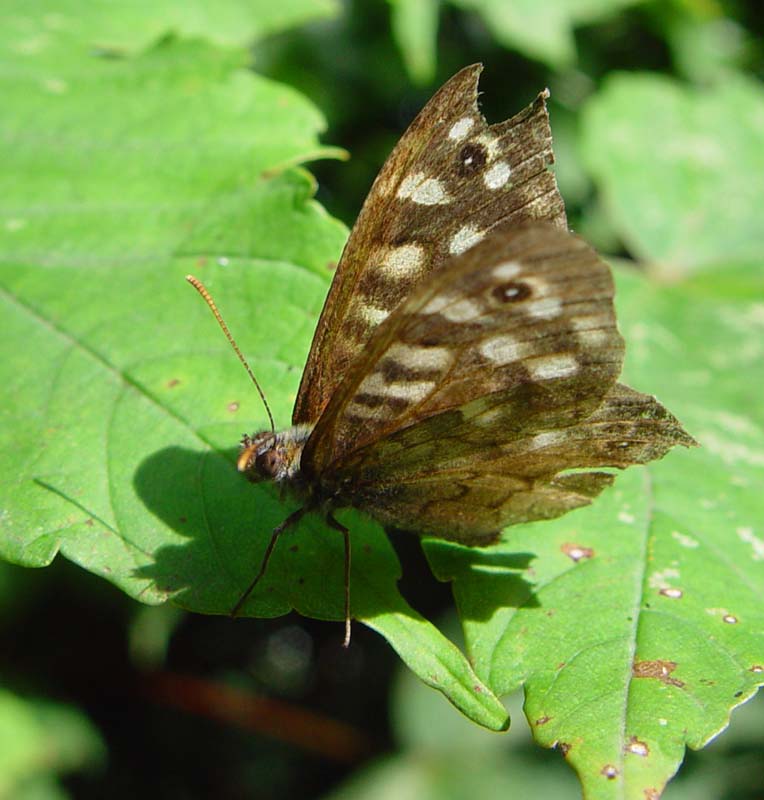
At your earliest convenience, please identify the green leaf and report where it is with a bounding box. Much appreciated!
[388,0,440,85]
[0,38,345,272]
[1,0,338,63]
[664,12,751,84]
[662,693,764,800]
[0,34,507,730]
[0,689,104,798]
[447,0,645,68]
[580,73,764,276]
[424,263,764,797]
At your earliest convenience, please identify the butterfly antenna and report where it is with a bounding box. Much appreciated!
[186,275,275,434]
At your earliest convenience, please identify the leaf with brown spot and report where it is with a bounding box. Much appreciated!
[633,660,685,688]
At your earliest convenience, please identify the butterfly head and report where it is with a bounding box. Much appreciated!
[237,426,312,484]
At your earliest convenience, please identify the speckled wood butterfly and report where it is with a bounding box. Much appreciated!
[188,65,695,645]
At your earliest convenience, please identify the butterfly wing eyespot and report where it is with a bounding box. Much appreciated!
[457,143,488,177]
[491,281,532,303]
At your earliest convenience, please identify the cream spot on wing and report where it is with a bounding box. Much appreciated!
[397,172,421,198]
[528,354,578,380]
[375,169,398,197]
[381,243,425,278]
[359,304,389,326]
[421,292,456,315]
[412,178,451,205]
[526,297,563,319]
[449,223,484,255]
[483,161,511,189]
[385,342,453,371]
[475,133,501,160]
[571,315,612,345]
[571,314,610,330]
[448,117,474,140]
[395,380,436,402]
[473,404,505,427]
[479,334,530,365]
[440,297,484,323]
[525,275,550,292]
[358,372,435,402]
[397,172,452,205]
[575,327,610,346]
[530,431,566,449]
[491,261,522,280]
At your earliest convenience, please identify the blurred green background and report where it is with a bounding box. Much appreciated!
[1,0,763,797]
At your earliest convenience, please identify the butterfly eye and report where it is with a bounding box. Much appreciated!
[255,449,281,479]
[492,281,532,303]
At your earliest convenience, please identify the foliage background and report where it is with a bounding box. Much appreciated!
[1,0,763,798]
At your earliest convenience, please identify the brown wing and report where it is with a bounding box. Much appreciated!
[302,224,624,476]
[336,384,696,544]
[293,64,566,426]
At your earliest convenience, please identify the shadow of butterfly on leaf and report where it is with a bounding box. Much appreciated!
[133,443,539,627]
[172,64,697,645]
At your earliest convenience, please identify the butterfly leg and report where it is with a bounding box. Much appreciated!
[231,506,307,618]
[326,512,352,648]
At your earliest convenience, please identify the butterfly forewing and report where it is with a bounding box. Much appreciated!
[293,64,566,427]
[303,224,624,474]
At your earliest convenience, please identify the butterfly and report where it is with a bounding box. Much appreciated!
[188,64,695,646]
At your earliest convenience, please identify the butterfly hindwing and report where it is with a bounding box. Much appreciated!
[345,468,617,545]
[333,384,695,543]
[293,64,566,427]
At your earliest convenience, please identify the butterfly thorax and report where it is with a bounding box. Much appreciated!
[237,425,314,488]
